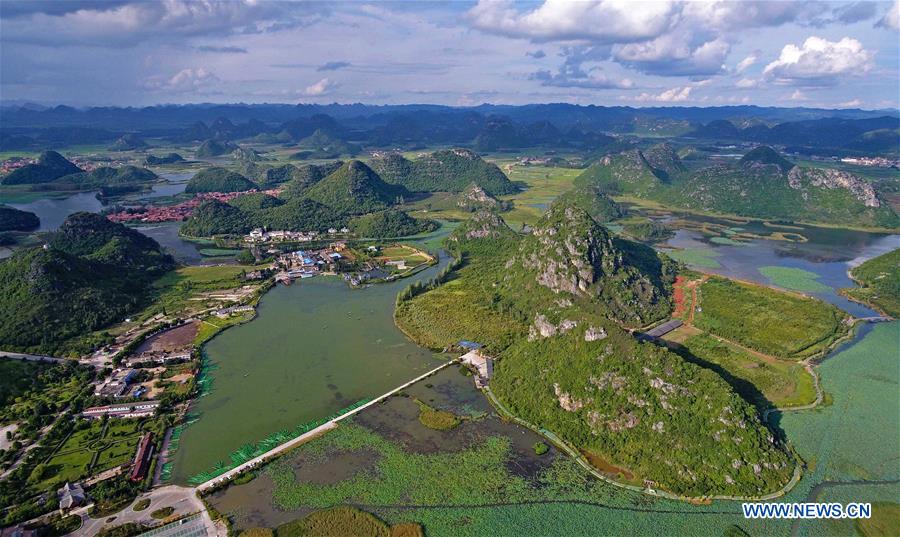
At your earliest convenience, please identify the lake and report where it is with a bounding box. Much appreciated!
[170,256,450,483]
[7,191,104,231]
[652,213,898,317]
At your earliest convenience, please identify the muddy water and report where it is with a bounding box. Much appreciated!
[171,255,453,483]
[208,366,560,532]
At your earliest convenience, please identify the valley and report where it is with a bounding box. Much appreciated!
[0,102,896,537]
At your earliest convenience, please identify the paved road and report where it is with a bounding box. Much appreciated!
[73,486,205,537]
[0,351,68,364]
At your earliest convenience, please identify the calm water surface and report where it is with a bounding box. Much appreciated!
[171,256,450,483]
[654,213,898,317]
[8,191,104,231]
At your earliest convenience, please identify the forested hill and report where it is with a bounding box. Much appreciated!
[0,206,40,232]
[370,149,517,195]
[1,151,81,185]
[0,212,174,353]
[395,205,794,496]
[576,144,899,229]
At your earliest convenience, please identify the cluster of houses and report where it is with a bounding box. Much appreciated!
[94,368,141,398]
[274,243,349,283]
[81,401,161,420]
[458,342,494,389]
[246,227,350,244]
[124,350,192,368]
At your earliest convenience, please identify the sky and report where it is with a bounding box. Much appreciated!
[1,0,898,109]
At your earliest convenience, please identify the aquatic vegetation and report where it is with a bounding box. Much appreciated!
[187,400,370,485]
[709,236,746,246]
[275,506,422,537]
[415,400,461,431]
[758,266,831,293]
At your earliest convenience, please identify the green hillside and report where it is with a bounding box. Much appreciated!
[0,206,39,231]
[843,248,900,317]
[109,133,147,151]
[370,149,517,195]
[196,139,238,157]
[395,205,794,496]
[551,185,623,222]
[185,168,257,193]
[1,151,82,185]
[576,145,899,229]
[291,129,360,159]
[303,160,403,215]
[60,165,158,189]
[144,153,184,165]
[348,209,437,238]
[0,212,174,352]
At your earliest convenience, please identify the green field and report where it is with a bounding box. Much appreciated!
[142,264,254,320]
[842,248,900,318]
[671,331,816,408]
[30,419,146,492]
[696,277,848,359]
[758,266,831,293]
[665,247,721,268]
[495,164,583,229]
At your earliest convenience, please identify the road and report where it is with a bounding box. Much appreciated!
[0,351,68,365]
[73,485,209,537]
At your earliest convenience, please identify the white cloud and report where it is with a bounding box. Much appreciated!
[145,67,219,93]
[735,78,759,89]
[735,53,758,74]
[763,36,874,85]
[837,98,863,107]
[304,77,337,96]
[0,1,315,47]
[467,0,678,43]
[613,35,730,76]
[682,1,823,31]
[876,0,900,30]
[790,89,808,100]
[633,85,693,102]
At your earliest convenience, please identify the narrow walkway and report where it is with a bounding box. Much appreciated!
[196,359,457,492]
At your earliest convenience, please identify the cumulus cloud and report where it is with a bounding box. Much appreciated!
[633,85,693,102]
[317,61,351,72]
[145,68,219,93]
[467,0,678,43]
[526,49,546,59]
[763,36,874,85]
[613,35,730,76]
[876,0,900,30]
[681,1,824,31]
[735,78,759,89]
[790,89,808,100]
[833,1,879,24]
[304,78,337,96]
[0,0,319,47]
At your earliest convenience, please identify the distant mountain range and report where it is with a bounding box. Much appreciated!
[576,144,899,229]
[2,103,896,155]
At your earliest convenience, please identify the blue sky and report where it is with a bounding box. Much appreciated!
[1,0,897,109]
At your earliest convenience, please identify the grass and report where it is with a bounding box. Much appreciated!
[855,502,900,537]
[671,332,816,408]
[151,506,175,520]
[415,400,461,431]
[758,266,831,293]
[533,442,549,455]
[665,247,721,268]
[198,248,243,257]
[142,264,253,321]
[843,248,900,318]
[276,507,395,537]
[696,277,848,359]
[132,498,151,511]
